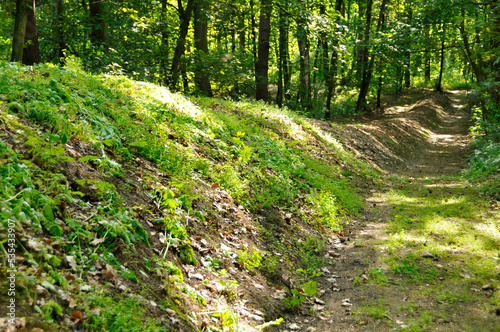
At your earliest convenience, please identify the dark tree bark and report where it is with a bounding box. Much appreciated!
[11,0,29,63]
[297,0,312,110]
[491,0,500,102]
[22,0,40,65]
[354,0,374,113]
[276,3,290,107]
[238,13,246,51]
[250,0,258,70]
[325,0,344,119]
[424,56,431,82]
[169,0,195,90]
[56,0,68,65]
[355,0,388,114]
[89,0,107,49]
[404,50,411,88]
[436,37,445,92]
[460,9,484,84]
[194,0,213,96]
[404,6,412,88]
[255,0,272,101]
[376,73,382,108]
[161,0,169,86]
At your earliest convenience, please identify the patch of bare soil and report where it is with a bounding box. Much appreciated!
[272,90,500,332]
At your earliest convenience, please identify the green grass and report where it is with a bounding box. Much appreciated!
[81,291,167,331]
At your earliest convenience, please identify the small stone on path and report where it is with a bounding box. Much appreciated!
[420,250,434,259]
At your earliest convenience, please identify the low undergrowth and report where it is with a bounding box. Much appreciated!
[0,60,377,331]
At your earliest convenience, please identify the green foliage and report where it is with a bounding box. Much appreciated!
[283,268,321,310]
[40,300,63,323]
[236,246,263,272]
[82,292,167,331]
[465,101,500,198]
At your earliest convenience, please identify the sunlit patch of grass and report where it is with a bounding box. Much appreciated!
[435,287,475,304]
[405,310,434,332]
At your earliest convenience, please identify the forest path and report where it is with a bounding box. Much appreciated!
[283,91,500,332]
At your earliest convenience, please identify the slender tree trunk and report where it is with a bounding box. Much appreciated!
[491,0,500,102]
[56,0,68,65]
[250,0,258,72]
[169,0,195,90]
[238,13,246,51]
[325,0,344,119]
[194,0,213,96]
[283,7,291,101]
[11,0,29,63]
[89,0,107,50]
[297,0,312,110]
[276,5,288,107]
[312,39,322,85]
[161,0,169,86]
[354,0,374,113]
[424,55,431,83]
[376,73,382,108]
[460,9,484,83]
[355,0,388,113]
[230,14,236,53]
[436,37,445,92]
[404,6,412,88]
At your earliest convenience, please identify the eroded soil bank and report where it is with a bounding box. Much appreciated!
[277,90,500,332]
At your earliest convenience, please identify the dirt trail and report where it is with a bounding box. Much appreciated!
[388,90,470,176]
[278,91,500,331]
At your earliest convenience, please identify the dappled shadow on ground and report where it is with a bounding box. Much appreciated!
[308,90,500,331]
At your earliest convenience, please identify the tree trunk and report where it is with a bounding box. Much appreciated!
[459,9,484,84]
[56,0,68,65]
[11,0,29,63]
[354,0,374,113]
[276,5,289,107]
[491,0,500,103]
[297,0,312,110]
[436,38,445,92]
[161,0,169,86]
[325,0,344,120]
[424,55,431,83]
[194,0,213,96]
[376,73,382,108]
[250,0,258,72]
[169,0,196,90]
[404,51,411,88]
[238,13,246,51]
[255,0,272,101]
[21,0,40,65]
[355,0,388,114]
[89,0,107,49]
[404,6,412,88]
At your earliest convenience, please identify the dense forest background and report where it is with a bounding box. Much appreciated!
[1,0,499,120]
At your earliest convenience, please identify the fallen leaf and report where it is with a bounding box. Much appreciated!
[65,274,76,281]
[90,238,105,246]
[211,183,220,190]
[66,255,77,271]
[102,264,117,280]
[70,311,83,319]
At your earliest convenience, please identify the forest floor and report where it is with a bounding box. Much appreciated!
[1,62,499,332]
[279,90,500,331]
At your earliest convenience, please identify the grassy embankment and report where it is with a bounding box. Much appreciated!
[0,60,378,331]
